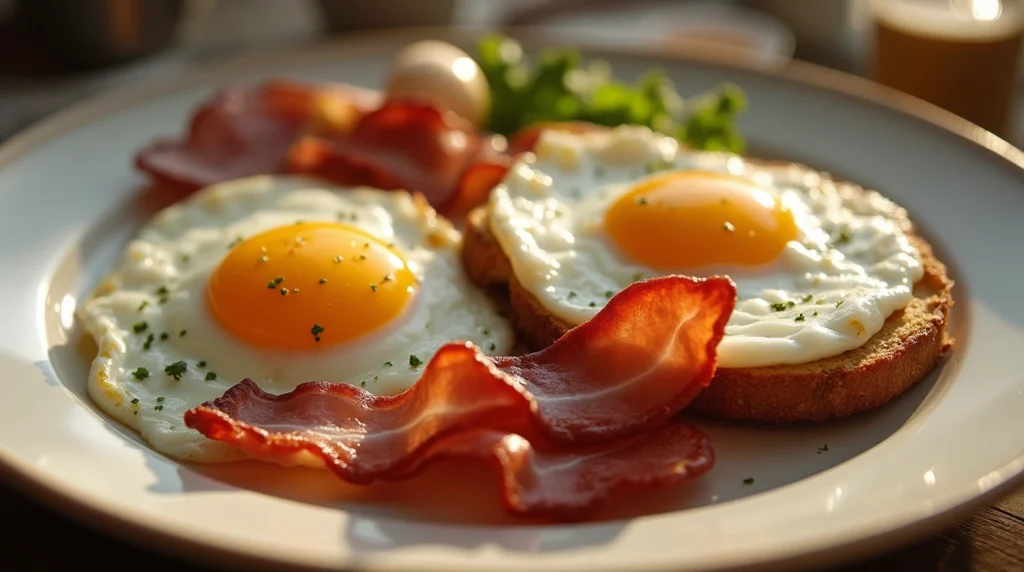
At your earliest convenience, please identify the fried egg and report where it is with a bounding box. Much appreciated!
[79,175,513,461]
[487,126,924,368]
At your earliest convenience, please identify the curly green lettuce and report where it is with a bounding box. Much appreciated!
[475,34,747,154]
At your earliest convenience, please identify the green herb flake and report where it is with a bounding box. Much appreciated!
[813,311,819,316]
[588,301,597,308]
[360,380,367,388]
[567,291,578,299]
[131,368,149,380]
[319,278,327,284]
[382,274,393,282]
[409,355,423,368]
[154,405,164,411]
[130,398,139,405]
[636,197,649,205]
[164,361,187,380]
[142,334,155,351]
[155,286,169,297]
[802,294,814,303]
[836,300,844,308]
[488,342,497,351]
[156,396,165,403]
[197,360,207,368]
[267,277,284,289]
[357,255,367,261]
[794,313,806,322]
[132,321,148,334]
[280,288,288,296]
[383,361,393,367]
[205,372,217,381]
[836,229,852,245]
[632,272,645,282]
[370,284,378,292]
[817,444,830,454]
[137,300,149,312]
[770,301,796,312]
[743,477,755,485]
[228,236,244,248]
[160,332,169,341]
[311,323,324,343]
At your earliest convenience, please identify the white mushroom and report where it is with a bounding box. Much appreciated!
[384,40,491,130]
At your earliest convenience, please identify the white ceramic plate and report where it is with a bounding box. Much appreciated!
[1,28,1022,572]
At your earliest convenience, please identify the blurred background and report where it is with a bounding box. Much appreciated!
[1,0,1022,144]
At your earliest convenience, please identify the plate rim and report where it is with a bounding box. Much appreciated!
[1,25,1023,572]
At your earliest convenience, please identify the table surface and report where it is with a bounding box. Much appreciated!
[1,1,1023,570]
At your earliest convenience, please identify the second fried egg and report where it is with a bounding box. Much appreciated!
[487,126,924,369]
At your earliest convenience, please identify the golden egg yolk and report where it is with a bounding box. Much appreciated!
[604,171,798,270]
[207,222,416,350]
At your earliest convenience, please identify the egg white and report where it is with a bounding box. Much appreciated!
[487,126,924,369]
[79,175,514,462]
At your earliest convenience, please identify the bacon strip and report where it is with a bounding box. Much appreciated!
[185,275,735,519]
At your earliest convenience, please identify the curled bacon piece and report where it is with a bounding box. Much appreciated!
[285,101,509,211]
[185,275,736,519]
[134,80,376,192]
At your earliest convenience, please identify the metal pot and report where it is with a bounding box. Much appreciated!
[9,0,184,72]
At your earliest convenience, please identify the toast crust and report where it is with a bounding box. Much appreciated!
[461,172,955,423]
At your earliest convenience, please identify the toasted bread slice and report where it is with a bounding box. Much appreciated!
[461,176,955,423]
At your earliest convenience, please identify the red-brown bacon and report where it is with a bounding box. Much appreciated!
[184,275,736,520]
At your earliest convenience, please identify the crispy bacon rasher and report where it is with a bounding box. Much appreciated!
[184,276,736,520]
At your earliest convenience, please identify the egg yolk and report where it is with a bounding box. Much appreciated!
[604,171,798,270]
[207,222,416,350]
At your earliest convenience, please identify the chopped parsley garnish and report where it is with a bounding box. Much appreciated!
[155,286,169,297]
[311,323,324,343]
[604,290,614,298]
[483,329,490,335]
[567,291,577,299]
[801,294,813,303]
[130,398,139,405]
[370,284,378,292]
[588,301,596,307]
[319,278,327,284]
[813,311,819,317]
[160,332,169,341]
[180,254,190,263]
[836,229,851,244]
[770,301,796,312]
[205,372,217,381]
[383,361,393,367]
[488,342,497,351]
[164,361,187,380]
[360,380,366,388]
[835,300,844,308]
[363,242,370,249]
[382,274,393,282]
[817,444,830,453]
[723,221,736,232]
[636,197,649,205]
[156,396,165,403]
[357,255,367,261]
[632,272,645,282]
[280,288,288,296]
[131,367,149,380]
[142,334,155,351]
[267,277,284,289]
[197,360,207,368]
[743,477,755,485]
[137,300,149,312]
[228,236,244,248]
[154,405,164,411]
[132,321,148,334]
[794,313,805,322]
[179,330,187,337]
[409,354,423,368]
